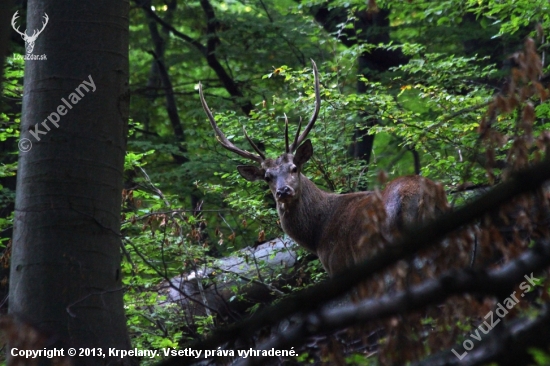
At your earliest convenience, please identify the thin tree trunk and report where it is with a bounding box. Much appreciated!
[0,1,14,88]
[9,1,134,365]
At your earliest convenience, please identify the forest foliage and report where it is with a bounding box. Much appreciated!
[2,0,550,364]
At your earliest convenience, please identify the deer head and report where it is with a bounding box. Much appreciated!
[199,60,320,207]
[11,11,49,54]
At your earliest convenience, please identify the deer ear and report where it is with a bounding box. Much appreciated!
[237,165,265,182]
[294,139,313,166]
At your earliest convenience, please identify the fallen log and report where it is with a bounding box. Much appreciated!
[159,237,304,322]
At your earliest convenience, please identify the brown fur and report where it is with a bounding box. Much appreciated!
[235,140,449,276]
[276,173,449,275]
[232,140,449,276]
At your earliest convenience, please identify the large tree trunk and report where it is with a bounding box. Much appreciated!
[9,1,133,365]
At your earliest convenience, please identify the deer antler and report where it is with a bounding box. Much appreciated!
[198,83,265,163]
[11,11,26,38]
[289,59,320,153]
[11,12,48,41]
[284,113,290,153]
[29,13,49,41]
[199,60,320,161]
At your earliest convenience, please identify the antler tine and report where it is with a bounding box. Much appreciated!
[198,82,264,164]
[290,59,320,152]
[284,113,290,153]
[38,13,49,34]
[11,11,26,37]
[243,126,266,160]
[291,117,302,150]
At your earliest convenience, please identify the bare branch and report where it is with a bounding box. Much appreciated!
[157,157,550,366]
[237,239,550,365]
[411,305,550,366]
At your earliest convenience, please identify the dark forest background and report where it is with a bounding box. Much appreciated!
[1,0,550,365]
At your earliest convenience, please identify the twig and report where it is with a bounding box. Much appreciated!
[66,287,124,317]
[124,238,220,315]
[236,239,550,365]
[157,156,550,366]
[212,266,285,297]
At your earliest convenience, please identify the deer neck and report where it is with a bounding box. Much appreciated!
[276,175,330,253]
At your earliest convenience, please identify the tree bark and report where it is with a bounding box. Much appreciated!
[9,1,134,365]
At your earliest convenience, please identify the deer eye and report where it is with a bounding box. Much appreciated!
[290,165,298,173]
[264,173,272,182]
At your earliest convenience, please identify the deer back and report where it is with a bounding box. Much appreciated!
[382,175,450,235]
[278,175,449,276]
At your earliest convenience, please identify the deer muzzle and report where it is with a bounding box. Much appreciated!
[276,186,295,201]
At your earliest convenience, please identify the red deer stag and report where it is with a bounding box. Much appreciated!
[199,61,449,276]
